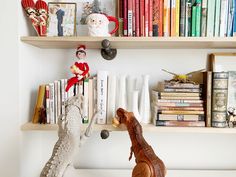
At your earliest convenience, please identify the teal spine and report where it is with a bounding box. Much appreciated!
[207,0,216,36]
[191,6,196,37]
[195,0,202,37]
[214,0,221,36]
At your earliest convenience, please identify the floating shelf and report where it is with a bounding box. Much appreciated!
[21,122,236,134]
[20,36,236,49]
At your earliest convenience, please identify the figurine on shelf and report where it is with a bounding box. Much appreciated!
[35,0,48,36]
[65,45,90,92]
[227,107,236,128]
[21,0,40,35]
[86,13,119,37]
[113,108,167,177]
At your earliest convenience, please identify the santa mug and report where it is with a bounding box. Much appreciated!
[86,13,119,37]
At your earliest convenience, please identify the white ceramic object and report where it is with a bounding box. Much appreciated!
[131,90,142,122]
[127,75,137,111]
[116,75,127,110]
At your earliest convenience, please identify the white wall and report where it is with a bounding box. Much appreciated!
[0,0,234,177]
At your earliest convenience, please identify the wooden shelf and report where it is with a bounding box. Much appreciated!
[21,122,236,134]
[20,36,236,49]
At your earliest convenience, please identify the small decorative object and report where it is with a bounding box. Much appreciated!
[21,0,40,35]
[162,69,205,84]
[131,90,142,122]
[47,2,76,36]
[139,75,151,124]
[65,45,89,92]
[101,39,117,60]
[35,0,48,36]
[113,108,167,177]
[86,13,119,36]
[40,95,99,177]
[227,107,236,128]
[100,129,110,139]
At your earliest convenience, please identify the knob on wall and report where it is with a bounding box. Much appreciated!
[101,39,117,60]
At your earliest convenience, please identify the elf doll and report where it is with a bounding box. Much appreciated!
[65,45,90,92]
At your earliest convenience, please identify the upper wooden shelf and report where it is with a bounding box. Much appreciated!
[20,36,236,49]
[21,122,236,134]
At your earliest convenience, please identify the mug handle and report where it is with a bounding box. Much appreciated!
[106,16,119,35]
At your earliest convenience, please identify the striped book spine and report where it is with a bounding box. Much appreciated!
[153,0,159,36]
[207,0,216,37]
[201,0,208,36]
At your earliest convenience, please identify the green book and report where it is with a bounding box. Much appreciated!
[191,6,197,37]
[214,0,221,36]
[195,0,202,37]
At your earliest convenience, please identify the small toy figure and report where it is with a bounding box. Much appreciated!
[21,0,40,35]
[113,108,167,177]
[227,107,236,128]
[65,45,90,92]
[35,0,48,36]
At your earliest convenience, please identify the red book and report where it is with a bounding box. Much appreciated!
[135,0,140,36]
[148,0,153,36]
[140,0,145,36]
[159,0,164,36]
[132,0,136,36]
[123,0,128,36]
[145,0,149,36]
[128,0,133,36]
[119,0,124,18]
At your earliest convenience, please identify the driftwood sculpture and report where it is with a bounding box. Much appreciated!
[113,108,166,177]
[40,95,98,177]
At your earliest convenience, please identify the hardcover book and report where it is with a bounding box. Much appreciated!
[214,0,221,37]
[180,0,186,36]
[156,120,205,127]
[207,0,216,37]
[219,0,229,37]
[201,0,207,36]
[157,114,204,121]
[203,71,212,127]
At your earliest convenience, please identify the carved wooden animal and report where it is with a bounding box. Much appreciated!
[114,108,166,177]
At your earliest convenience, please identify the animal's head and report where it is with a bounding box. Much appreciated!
[86,13,109,29]
[66,94,84,115]
[112,108,134,127]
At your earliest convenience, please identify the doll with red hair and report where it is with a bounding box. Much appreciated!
[66,45,90,92]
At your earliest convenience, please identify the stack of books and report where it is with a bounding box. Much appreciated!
[152,81,205,127]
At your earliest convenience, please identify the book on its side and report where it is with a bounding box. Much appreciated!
[97,71,108,124]
[203,71,212,127]
[157,114,205,121]
[32,85,46,124]
[158,110,204,114]
[159,92,201,97]
[211,72,228,128]
[156,120,205,127]
[201,0,207,36]
[207,0,216,37]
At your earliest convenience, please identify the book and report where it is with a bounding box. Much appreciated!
[135,0,140,36]
[32,85,46,124]
[214,0,221,37]
[107,74,117,124]
[153,0,163,36]
[163,0,171,36]
[159,92,201,97]
[175,0,180,36]
[171,0,176,36]
[155,99,203,103]
[88,77,94,122]
[148,0,153,36]
[195,0,202,37]
[97,71,108,124]
[144,0,149,36]
[211,72,228,128]
[233,0,236,36]
[163,82,201,88]
[201,0,207,36]
[158,110,204,114]
[157,114,204,121]
[163,88,202,92]
[156,120,205,127]
[227,71,236,114]
[45,85,50,124]
[132,0,136,36]
[191,5,196,37]
[123,0,128,36]
[219,0,229,37]
[207,0,216,37]
[83,78,89,123]
[140,0,145,36]
[49,83,55,124]
[154,102,203,107]
[185,0,192,36]
[180,0,186,36]
[203,71,212,127]
[128,0,133,36]
[227,0,234,37]
[157,106,204,111]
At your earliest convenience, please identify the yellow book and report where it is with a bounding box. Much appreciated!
[32,85,46,124]
[175,0,180,36]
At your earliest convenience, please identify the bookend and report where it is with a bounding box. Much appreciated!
[101,39,117,60]
[113,108,167,177]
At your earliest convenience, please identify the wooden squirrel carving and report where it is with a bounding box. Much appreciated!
[113,108,167,177]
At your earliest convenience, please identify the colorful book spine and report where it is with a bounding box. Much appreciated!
[140,0,145,36]
[123,0,128,36]
[175,0,180,36]
[163,0,171,36]
[97,71,108,124]
[135,0,140,36]
[127,0,133,36]
[191,5,197,37]
[158,110,204,114]
[156,120,205,127]
[201,0,207,36]
[180,0,186,36]
[185,0,192,36]
[45,85,50,124]
[171,0,176,36]
[214,0,221,37]
[153,0,159,36]
[157,114,205,121]
[233,0,236,36]
[220,0,229,37]
[211,72,228,128]
[203,71,212,127]
[148,0,153,36]
[207,0,216,37]
[157,107,204,111]
[144,0,149,36]
[195,0,202,37]
[156,99,203,103]
[227,0,234,37]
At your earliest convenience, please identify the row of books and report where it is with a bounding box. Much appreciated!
[151,81,206,127]
[117,0,236,37]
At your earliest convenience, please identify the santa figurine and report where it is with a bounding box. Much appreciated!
[65,45,90,92]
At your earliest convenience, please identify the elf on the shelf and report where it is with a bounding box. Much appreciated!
[65,45,90,92]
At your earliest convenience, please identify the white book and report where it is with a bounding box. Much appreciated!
[93,76,97,114]
[107,74,117,124]
[128,8,133,36]
[64,79,68,101]
[48,83,55,124]
[45,85,50,124]
[60,79,66,115]
[54,81,58,124]
[220,0,229,37]
[83,79,89,123]
[214,0,221,36]
[116,75,127,110]
[207,0,216,37]
[56,81,61,119]
[97,71,108,124]
[88,77,94,122]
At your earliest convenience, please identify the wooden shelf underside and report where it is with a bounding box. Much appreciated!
[21,122,236,134]
[21,36,236,49]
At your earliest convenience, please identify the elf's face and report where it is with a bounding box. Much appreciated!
[77,52,86,59]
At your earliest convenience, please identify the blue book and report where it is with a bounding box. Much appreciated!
[233,0,236,36]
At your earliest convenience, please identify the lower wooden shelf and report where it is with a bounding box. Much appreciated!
[21,122,236,134]
[64,169,236,177]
